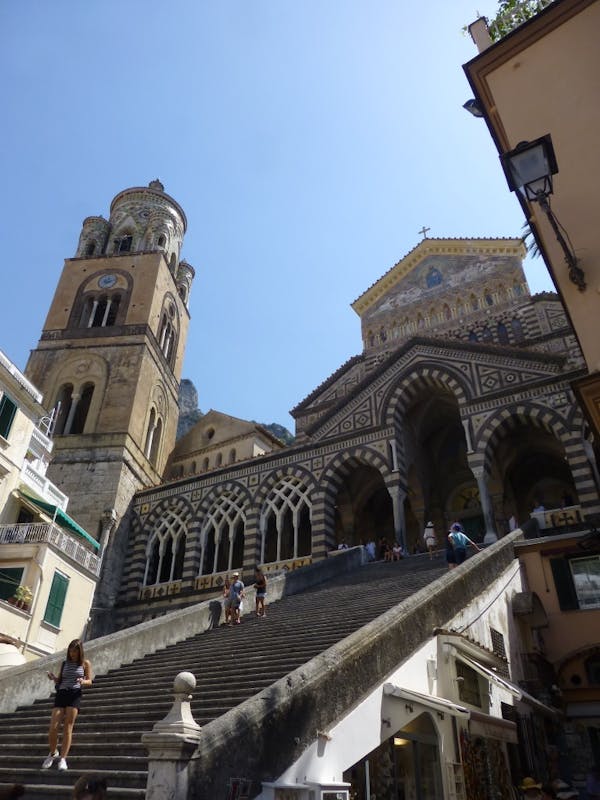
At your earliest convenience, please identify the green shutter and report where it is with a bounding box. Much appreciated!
[0,394,17,439]
[43,572,69,627]
[550,558,579,611]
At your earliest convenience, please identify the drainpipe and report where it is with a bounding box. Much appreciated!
[21,548,45,655]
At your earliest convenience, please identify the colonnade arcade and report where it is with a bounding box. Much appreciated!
[130,364,596,603]
[136,433,590,597]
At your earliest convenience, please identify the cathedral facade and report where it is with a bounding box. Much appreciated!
[114,234,598,630]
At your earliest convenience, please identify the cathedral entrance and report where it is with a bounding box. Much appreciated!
[333,463,393,548]
[344,713,443,799]
[403,385,474,549]
[487,419,578,523]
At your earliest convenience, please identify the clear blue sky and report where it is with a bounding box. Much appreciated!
[0,1,554,431]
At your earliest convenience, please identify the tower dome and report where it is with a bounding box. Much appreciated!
[107,180,187,269]
[76,216,110,258]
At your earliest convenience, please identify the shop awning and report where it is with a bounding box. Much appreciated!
[457,653,521,698]
[18,491,100,551]
[458,653,560,718]
[469,710,518,744]
[383,684,470,718]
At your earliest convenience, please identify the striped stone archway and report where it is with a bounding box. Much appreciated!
[382,365,471,479]
[133,495,195,595]
[193,480,252,578]
[318,444,396,557]
[474,402,599,516]
[254,465,320,567]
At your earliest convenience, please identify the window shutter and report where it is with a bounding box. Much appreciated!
[550,558,579,610]
[43,572,69,627]
[0,394,18,439]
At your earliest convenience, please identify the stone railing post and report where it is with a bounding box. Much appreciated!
[142,671,202,800]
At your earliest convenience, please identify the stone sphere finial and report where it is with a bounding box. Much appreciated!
[173,671,196,694]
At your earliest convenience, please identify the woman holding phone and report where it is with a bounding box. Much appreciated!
[42,638,93,771]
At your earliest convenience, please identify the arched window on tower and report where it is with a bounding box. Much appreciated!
[229,448,236,464]
[215,453,222,467]
[80,293,121,328]
[53,384,74,435]
[53,382,94,435]
[115,234,133,254]
[145,408,163,466]
[150,417,162,466]
[158,310,178,367]
[157,234,166,248]
[481,326,493,343]
[470,294,479,310]
[468,331,478,342]
[85,241,96,257]
[443,304,452,320]
[202,457,209,471]
[69,383,94,434]
[497,322,509,345]
[513,281,524,297]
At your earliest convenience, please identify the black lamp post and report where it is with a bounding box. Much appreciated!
[500,135,586,291]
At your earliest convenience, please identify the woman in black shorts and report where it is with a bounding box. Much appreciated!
[41,639,93,771]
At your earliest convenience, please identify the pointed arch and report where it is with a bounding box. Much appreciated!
[143,508,189,587]
[198,489,248,575]
[255,466,318,564]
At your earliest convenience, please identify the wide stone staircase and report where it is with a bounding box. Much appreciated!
[0,556,447,798]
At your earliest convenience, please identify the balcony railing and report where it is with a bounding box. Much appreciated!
[28,425,54,459]
[20,462,68,510]
[0,522,101,576]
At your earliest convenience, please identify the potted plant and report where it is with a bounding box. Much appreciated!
[14,585,32,610]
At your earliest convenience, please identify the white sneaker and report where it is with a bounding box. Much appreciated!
[57,758,68,771]
[41,751,58,769]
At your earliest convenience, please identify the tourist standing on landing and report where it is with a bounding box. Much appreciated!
[228,571,245,626]
[448,523,481,566]
[42,639,93,771]
[254,567,267,618]
[423,521,437,559]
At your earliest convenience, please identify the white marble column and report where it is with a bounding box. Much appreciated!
[388,484,407,551]
[472,467,497,543]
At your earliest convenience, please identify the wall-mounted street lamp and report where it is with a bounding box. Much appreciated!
[500,134,586,291]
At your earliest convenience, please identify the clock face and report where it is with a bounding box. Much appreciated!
[98,274,117,289]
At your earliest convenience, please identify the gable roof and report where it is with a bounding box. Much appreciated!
[352,237,525,317]
[301,334,575,441]
[170,409,284,460]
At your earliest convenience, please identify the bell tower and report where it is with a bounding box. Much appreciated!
[25,181,195,630]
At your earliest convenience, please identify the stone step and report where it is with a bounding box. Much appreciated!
[2,559,446,797]
[0,782,145,799]
[0,768,146,789]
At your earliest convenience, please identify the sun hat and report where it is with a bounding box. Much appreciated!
[232,571,239,577]
[520,777,542,790]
